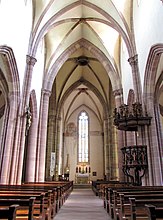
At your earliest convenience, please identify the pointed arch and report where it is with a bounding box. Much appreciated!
[144,44,163,98]
[143,44,163,185]
[56,78,108,121]
[0,45,20,99]
[43,39,122,92]
[0,45,20,184]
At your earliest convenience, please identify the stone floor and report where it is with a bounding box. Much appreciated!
[53,187,111,220]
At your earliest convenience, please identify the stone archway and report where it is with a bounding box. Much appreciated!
[0,45,20,184]
[143,44,163,185]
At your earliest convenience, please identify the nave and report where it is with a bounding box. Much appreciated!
[54,186,110,220]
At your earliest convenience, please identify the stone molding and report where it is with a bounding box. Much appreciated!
[113,88,123,97]
[128,54,138,66]
[41,89,51,97]
[26,55,37,66]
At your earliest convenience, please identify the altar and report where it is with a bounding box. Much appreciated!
[76,173,89,184]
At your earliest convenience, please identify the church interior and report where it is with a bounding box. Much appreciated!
[0,0,163,219]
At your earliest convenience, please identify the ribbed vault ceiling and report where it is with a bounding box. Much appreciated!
[31,0,130,123]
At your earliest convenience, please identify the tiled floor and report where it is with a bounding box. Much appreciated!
[53,187,111,220]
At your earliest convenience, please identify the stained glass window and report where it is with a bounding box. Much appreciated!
[78,111,89,163]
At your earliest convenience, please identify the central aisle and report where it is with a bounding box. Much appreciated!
[53,187,111,220]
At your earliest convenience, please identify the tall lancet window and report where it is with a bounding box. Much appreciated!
[78,111,89,163]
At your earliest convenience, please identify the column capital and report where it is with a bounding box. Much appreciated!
[128,54,138,66]
[113,88,123,97]
[26,55,37,66]
[41,89,51,97]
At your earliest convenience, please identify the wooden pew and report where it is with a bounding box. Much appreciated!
[92,180,130,197]
[0,181,73,220]
[114,194,163,220]
[130,197,163,220]
[23,181,73,208]
[0,204,19,220]
[24,181,73,213]
[104,186,163,219]
[146,204,163,220]
[0,197,35,220]
[0,192,48,219]
[0,181,73,219]
[114,191,163,220]
[0,189,56,219]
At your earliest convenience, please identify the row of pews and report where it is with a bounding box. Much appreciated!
[92,180,131,197]
[92,180,163,220]
[0,180,73,220]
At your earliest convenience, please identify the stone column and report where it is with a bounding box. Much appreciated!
[17,56,37,184]
[152,104,163,185]
[37,89,51,182]
[45,83,57,180]
[25,115,38,182]
[14,55,37,184]
[46,114,56,180]
[54,116,62,180]
[111,125,119,180]
[0,95,17,184]
[128,55,142,103]
[108,115,118,180]
[104,118,109,180]
[20,55,37,111]
[145,93,163,185]
[113,89,125,182]
[58,116,63,176]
